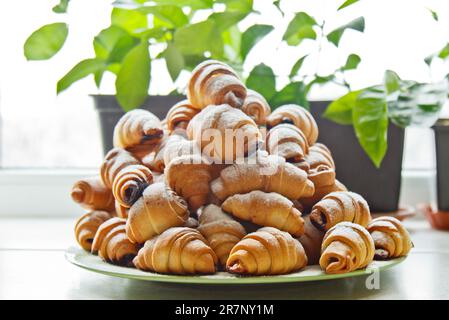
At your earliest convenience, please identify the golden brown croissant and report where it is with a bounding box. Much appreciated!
[91,217,138,266]
[267,104,318,145]
[240,89,271,126]
[197,204,246,266]
[163,134,200,166]
[133,227,217,274]
[310,191,371,231]
[367,216,413,260]
[187,60,247,109]
[297,215,325,265]
[165,154,214,212]
[266,123,309,162]
[303,143,335,170]
[301,165,347,211]
[187,104,261,162]
[211,153,314,201]
[112,164,153,208]
[166,99,199,133]
[126,182,189,243]
[115,200,128,219]
[100,148,140,189]
[184,217,199,228]
[113,109,163,152]
[71,176,115,212]
[222,191,305,237]
[226,227,308,275]
[320,222,375,274]
[140,134,170,173]
[74,210,113,251]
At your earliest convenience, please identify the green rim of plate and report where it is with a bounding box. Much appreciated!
[65,246,406,285]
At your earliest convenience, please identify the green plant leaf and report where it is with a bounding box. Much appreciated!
[223,26,242,61]
[323,90,361,125]
[424,54,434,66]
[52,0,70,13]
[219,0,253,12]
[438,43,449,59]
[327,17,365,46]
[139,5,188,28]
[94,26,129,60]
[164,43,185,81]
[383,69,401,95]
[273,0,283,15]
[111,8,148,34]
[283,12,317,46]
[240,24,274,61]
[115,42,151,111]
[24,23,68,60]
[174,20,224,57]
[353,86,388,167]
[209,11,248,32]
[246,63,276,101]
[269,82,309,109]
[150,0,213,10]
[338,0,359,10]
[57,58,106,93]
[289,55,308,78]
[343,53,361,70]
[428,8,438,21]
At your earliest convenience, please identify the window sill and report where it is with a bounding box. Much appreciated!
[0,168,436,217]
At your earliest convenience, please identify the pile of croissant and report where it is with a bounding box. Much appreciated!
[72,60,413,276]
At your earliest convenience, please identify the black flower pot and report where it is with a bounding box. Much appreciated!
[433,119,449,211]
[93,96,404,213]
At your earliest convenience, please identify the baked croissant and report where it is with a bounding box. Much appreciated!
[112,164,153,208]
[367,216,413,260]
[71,176,115,212]
[126,182,189,243]
[267,104,318,145]
[320,222,375,274]
[211,153,314,201]
[133,227,218,274]
[187,104,261,162]
[301,165,347,211]
[222,191,305,237]
[240,89,271,126]
[115,200,128,219]
[74,210,113,251]
[310,191,371,231]
[266,123,309,162]
[303,143,335,170]
[166,100,199,133]
[91,217,138,266]
[140,134,171,173]
[100,148,140,189]
[165,154,213,212]
[197,204,246,266]
[297,215,325,265]
[187,60,247,109]
[113,109,163,152]
[163,134,200,166]
[226,227,308,275]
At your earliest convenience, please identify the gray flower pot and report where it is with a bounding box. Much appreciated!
[433,119,449,211]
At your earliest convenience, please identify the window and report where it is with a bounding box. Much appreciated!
[0,0,447,169]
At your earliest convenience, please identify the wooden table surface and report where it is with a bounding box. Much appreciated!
[1,217,448,300]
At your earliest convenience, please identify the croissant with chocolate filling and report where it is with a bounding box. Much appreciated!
[71,176,115,212]
[187,104,261,162]
[266,123,309,162]
[113,109,163,154]
[126,182,189,244]
[165,154,213,212]
[367,216,413,260]
[100,148,140,188]
[91,217,138,266]
[133,227,217,274]
[240,89,271,126]
[211,153,314,201]
[226,227,308,275]
[310,191,371,231]
[320,222,375,274]
[112,164,153,208]
[166,100,199,133]
[303,143,335,170]
[75,210,113,251]
[187,60,247,109]
[267,104,318,145]
[300,165,347,211]
[222,191,305,237]
[197,204,246,266]
[297,215,325,265]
